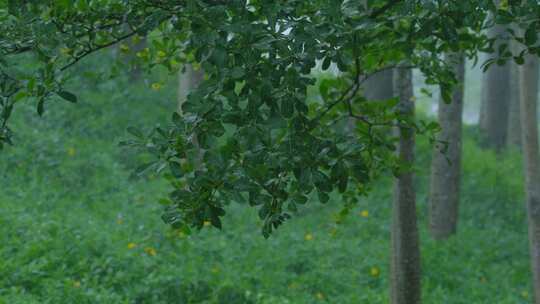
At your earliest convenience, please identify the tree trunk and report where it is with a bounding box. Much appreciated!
[479,22,511,151]
[364,69,394,101]
[507,27,522,147]
[391,67,421,304]
[519,53,540,303]
[507,60,521,147]
[178,64,204,111]
[428,53,465,240]
[178,65,205,165]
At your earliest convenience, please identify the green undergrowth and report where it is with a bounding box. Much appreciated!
[0,67,532,303]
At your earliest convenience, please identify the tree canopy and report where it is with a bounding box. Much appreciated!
[1,0,539,236]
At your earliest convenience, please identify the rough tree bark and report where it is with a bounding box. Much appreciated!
[391,68,421,304]
[519,53,540,303]
[429,53,465,240]
[479,20,511,151]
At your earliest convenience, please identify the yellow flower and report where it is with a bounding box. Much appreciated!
[157,50,167,57]
[127,242,137,249]
[116,218,123,225]
[211,266,220,273]
[329,227,337,237]
[67,147,76,157]
[144,247,157,256]
[360,210,369,218]
[136,48,150,58]
[370,267,380,277]
[72,280,81,288]
[304,233,313,241]
[151,83,163,90]
[288,282,299,290]
[521,290,529,299]
[203,220,211,227]
[60,47,72,55]
[119,44,130,53]
[315,292,325,300]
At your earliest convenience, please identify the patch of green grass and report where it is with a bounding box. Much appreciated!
[0,65,533,303]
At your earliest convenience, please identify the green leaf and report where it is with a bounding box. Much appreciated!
[280,99,294,118]
[318,191,329,204]
[56,90,77,103]
[525,23,538,46]
[127,126,144,138]
[37,97,45,116]
[322,56,332,71]
[169,161,182,178]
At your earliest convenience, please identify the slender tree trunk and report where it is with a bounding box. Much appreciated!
[507,28,522,147]
[391,67,421,304]
[178,65,204,111]
[519,53,540,303]
[507,61,521,147]
[429,53,465,240]
[479,22,511,151]
[364,69,394,101]
[178,65,205,165]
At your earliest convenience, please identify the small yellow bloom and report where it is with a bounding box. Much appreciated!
[304,233,313,241]
[521,290,529,299]
[329,227,337,237]
[127,242,137,249]
[288,282,299,289]
[144,247,157,256]
[67,147,76,157]
[370,267,380,277]
[73,280,81,288]
[203,220,211,227]
[315,292,325,300]
[211,266,220,273]
[360,210,369,218]
[136,48,150,58]
[119,44,130,53]
[60,47,72,55]
[151,83,163,90]
[116,218,123,225]
[157,50,167,57]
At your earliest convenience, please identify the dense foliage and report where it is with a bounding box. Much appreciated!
[1,0,539,236]
[0,72,531,303]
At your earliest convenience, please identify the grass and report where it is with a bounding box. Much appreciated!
[0,61,533,303]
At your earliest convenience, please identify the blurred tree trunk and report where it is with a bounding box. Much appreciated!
[507,61,521,147]
[391,67,421,304]
[507,28,522,147]
[519,53,540,303]
[364,69,394,101]
[429,53,465,240]
[479,17,511,151]
[178,65,204,165]
[178,65,204,112]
